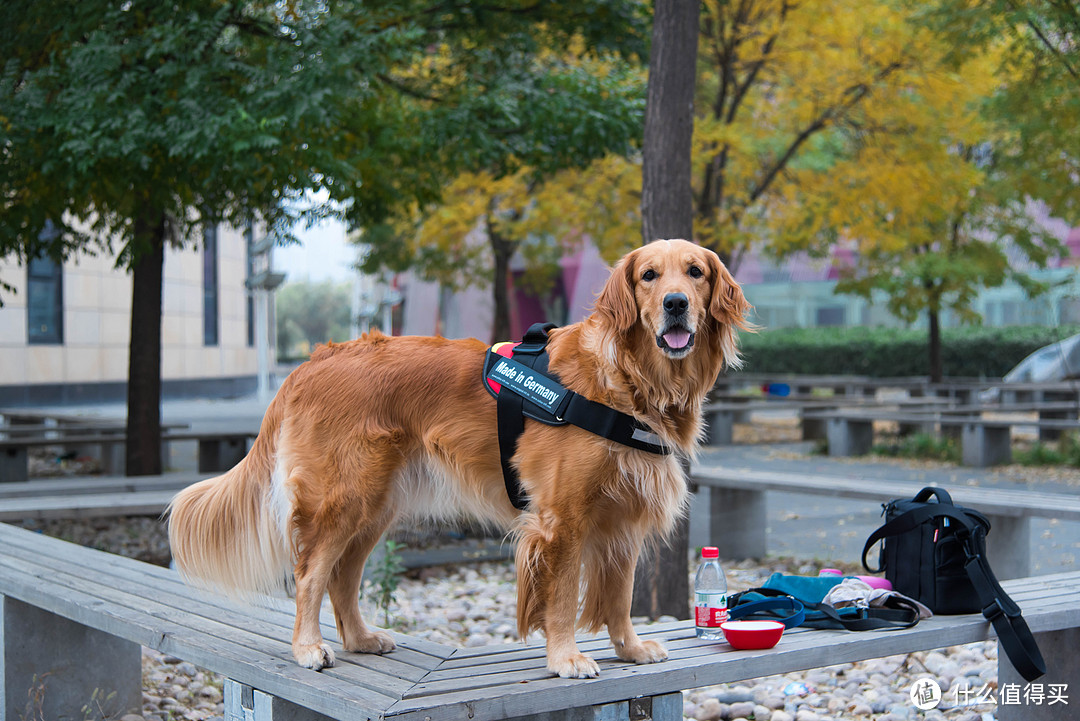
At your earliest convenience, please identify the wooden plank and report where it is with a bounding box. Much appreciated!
[0,471,200,499]
[0,523,450,674]
[404,573,1080,706]
[389,604,1080,721]
[0,521,455,667]
[690,464,1080,520]
[0,563,395,721]
[0,489,179,520]
[0,549,419,700]
[411,572,1080,679]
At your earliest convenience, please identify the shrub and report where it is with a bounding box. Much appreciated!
[736,325,1080,378]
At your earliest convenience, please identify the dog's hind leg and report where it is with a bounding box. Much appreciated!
[327,519,397,655]
[289,438,403,670]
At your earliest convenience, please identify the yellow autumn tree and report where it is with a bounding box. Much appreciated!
[390,153,642,342]
[775,35,1068,380]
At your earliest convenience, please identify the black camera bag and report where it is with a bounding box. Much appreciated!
[861,486,1045,681]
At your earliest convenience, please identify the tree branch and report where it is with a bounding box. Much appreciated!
[1006,0,1080,82]
[744,61,903,210]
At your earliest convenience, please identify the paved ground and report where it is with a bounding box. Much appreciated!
[26,392,1080,576]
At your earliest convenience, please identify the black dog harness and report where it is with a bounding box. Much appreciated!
[483,323,671,509]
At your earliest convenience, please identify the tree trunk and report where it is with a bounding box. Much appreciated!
[928,307,943,384]
[125,210,166,476]
[631,483,692,618]
[632,0,701,620]
[640,0,700,245]
[489,220,515,344]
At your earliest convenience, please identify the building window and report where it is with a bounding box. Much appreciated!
[27,254,63,344]
[203,224,219,346]
[816,306,845,327]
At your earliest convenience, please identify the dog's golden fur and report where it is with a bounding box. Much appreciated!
[168,239,751,678]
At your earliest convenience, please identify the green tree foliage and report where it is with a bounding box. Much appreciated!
[276,280,352,360]
[919,0,1079,220]
[361,13,650,342]
[0,0,648,472]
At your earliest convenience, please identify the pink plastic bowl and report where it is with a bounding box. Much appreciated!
[720,620,785,650]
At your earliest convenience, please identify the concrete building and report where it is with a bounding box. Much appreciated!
[0,223,264,406]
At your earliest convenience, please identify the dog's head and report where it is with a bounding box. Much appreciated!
[595,239,752,370]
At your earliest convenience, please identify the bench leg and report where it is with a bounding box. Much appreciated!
[224,679,336,721]
[704,411,734,446]
[0,447,29,483]
[507,692,682,721]
[100,441,126,475]
[984,515,1030,579]
[826,418,873,456]
[199,438,248,473]
[961,423,1011,467]
[1,596,141,720]
[692,487,767,560]
[997,628,1077,721]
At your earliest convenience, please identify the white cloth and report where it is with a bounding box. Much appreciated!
[822,577,933,619]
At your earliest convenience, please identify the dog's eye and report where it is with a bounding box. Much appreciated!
[688,265,703,279]
[642,269,657,282]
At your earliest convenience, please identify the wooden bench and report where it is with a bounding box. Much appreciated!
[704,397,956,445]
[0,473,200,521]
[805,407,1080,467]
[1,523,1076,721]
[690,464,1080,579]
[0,427,255,482]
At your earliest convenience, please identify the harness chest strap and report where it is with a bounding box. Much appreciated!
[483,323,671,510]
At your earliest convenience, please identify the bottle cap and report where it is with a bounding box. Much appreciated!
[701,546,719,559]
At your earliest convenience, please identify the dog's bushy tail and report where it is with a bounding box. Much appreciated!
[167,380,293,598]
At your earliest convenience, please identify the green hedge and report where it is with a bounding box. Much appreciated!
[735,326,1080,379]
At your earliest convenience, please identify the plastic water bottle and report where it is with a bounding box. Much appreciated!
[694,546,728,639]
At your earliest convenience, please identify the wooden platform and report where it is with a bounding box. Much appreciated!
[1,522,1077,721]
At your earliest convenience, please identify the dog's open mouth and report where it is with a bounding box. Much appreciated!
[656,326,695,357]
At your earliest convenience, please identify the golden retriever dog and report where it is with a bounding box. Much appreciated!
[168,238,751,678]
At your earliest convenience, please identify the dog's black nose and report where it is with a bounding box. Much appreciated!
[663,292,689,315]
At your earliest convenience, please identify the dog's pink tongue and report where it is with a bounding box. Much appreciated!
[663,330,691,349]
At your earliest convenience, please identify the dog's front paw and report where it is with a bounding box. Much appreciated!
[294,641,336,670]
[344,629,396,655]
[548,652,601,679]
[615,638,668,665]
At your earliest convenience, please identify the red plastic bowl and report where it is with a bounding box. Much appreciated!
[720,620,785,650]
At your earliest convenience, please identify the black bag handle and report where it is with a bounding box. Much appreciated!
[861,503,981,573]
[913,486,954,505]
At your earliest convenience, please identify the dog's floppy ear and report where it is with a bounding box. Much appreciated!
[707,251,752,330]
[595,251,638,333]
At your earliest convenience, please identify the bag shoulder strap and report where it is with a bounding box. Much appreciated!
[961,530,1046,681]
[727,590,806,628]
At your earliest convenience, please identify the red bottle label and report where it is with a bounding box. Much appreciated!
[694,604,728,627]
